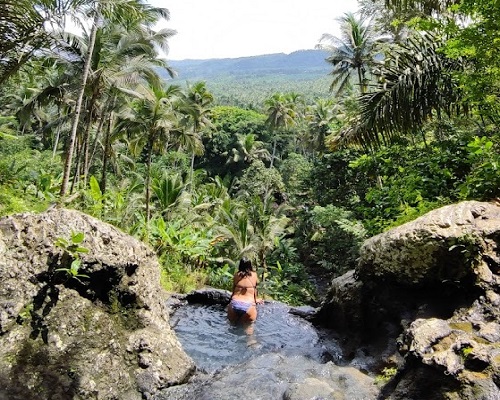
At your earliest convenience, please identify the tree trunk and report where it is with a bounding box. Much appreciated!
[60,4,100,197]
[145,139,154,225]
[357,67,365,94]
[82,108,93,188]
[88,108,106,177]
[270,138,277,168]
[52,126,61,159]
[190,152,195,190]
[100,111,112,195]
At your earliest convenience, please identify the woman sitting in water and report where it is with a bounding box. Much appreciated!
[227,258,263,332]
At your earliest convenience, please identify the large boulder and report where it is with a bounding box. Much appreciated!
[317,201,500,399]
[358,200,500,287]
[0,208,194,400]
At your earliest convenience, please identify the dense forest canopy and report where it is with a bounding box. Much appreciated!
[1,0,500,304]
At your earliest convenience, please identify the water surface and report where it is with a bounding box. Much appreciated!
[169,301,340,373]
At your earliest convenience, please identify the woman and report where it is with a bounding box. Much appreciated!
[227,258,262,333]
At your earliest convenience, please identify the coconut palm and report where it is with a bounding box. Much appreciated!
[304,98,339,156]
[178,81,214,188]
[264,93,300,168]
[60,0,175,197]
[228,133,271,165]
[246,194,290,282]
[117,84,183,222]
[0,0,71,86]
[332,32,467,150]
[317,12,384,95]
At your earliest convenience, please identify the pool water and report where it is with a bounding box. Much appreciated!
[169,301,339,373]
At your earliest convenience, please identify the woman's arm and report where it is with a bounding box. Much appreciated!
[230,273,237,299]
[253,272,263,304]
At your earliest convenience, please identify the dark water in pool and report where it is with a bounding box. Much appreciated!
[169,300,341,373]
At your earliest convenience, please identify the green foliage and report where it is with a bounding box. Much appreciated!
[306,149,369,208]
[447,233,482,272]
[6,0,500,309]
[150,216,214,266]
[198,106,267,178]
[442,0,500,121]
[172,71,332,109]
[54,232,90,282]
[458,136,500,200]
[300,205,367,276]
[205,263,234,291]
[260,261,315,305]
[278,153,312,205]
[460,346,474,359]
[159,256,208,294]
[375,367,398,385]
[0,135,59,215]
[16,303,34,325]
[348,134,473,234]
[234,159,285,200]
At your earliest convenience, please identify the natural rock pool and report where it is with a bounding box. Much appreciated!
[158,298,379,400]
[169,301,340,373]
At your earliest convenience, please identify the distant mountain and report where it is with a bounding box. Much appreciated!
[167,49,331,80]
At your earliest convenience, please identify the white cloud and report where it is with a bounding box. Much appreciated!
[152,0,359,60]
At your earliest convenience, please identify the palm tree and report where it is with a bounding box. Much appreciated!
[264,93,300,168]
[0,0,71,86]
[228,133,271,165]
[60,0,175,197]
[117,84,182,222]
[304,98,339,156]
[317,12,383,95]
[332,32,467,150]
[216,200,256,264]
[246,195,290,282]
[178,81,214,188]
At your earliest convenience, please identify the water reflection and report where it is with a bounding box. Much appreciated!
[170,301,333,373]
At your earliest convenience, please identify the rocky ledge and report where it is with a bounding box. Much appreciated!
[0,208,194,400]
[317,201,500,399]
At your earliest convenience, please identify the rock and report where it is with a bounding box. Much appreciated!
[318,201,500,400]
[0,208,194,399]
[288,305,318,321]
[357,201,500,287]
[315,269,363,331]
[156,353,379,400]
[185,288,231,305]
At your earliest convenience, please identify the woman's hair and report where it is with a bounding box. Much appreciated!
[238,258,253,277]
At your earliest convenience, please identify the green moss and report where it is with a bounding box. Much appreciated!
[374,367,398,385]
[16,303,34,325]
[107,290,143,331]
[449,322,475,333]
[461,346,474,358]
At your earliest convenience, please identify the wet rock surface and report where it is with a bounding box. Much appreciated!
[156,350,378,400]
[0,208,194,400]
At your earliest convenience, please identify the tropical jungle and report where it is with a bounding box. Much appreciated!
[2,0,500,306]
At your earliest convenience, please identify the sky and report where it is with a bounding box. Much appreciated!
[152,0,360,60]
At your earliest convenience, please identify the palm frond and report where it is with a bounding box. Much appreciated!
[333,32,468,150]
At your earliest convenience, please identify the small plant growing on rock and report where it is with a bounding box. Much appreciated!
[375,366,398,385]
[448,233,482,269]
[55,231,90,283]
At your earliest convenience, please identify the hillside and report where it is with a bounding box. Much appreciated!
[164,50,334,106]
[168,49,331,79]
